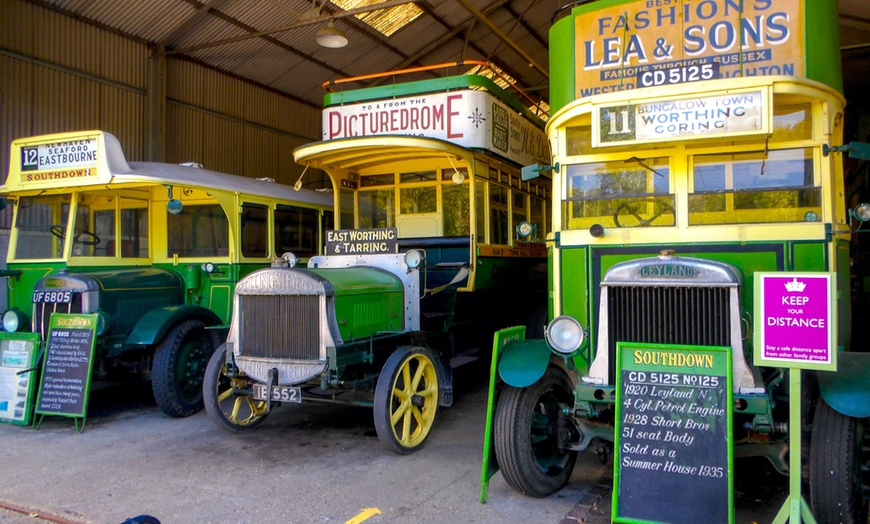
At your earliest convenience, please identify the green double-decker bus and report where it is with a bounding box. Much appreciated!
[484,0,870,521]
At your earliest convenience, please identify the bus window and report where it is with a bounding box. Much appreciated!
[442,173,470,236]
[566,125,593,156]
[475,179,487,243]
[241,202,269,258]
[512,191,528,236]
[275,204,320,259]
[13,196,65,260]
[167,204,230,258]
[563,157,672,229]
[359,186,395,229]
[689,148,819,225]
[339,188,354,229]
[773,103,812,142]
[490,184,510,245]
[120,205,148,258]
[71,203,97,257]
[530,195,545,236]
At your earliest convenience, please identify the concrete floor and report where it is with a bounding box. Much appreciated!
[0,368,787,524]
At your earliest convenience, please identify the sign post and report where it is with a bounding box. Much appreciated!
[479,325,526,503]
[34,313,99,432]
[613,342,733,524]
[755,272,836,524]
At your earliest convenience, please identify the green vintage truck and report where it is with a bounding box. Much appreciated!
[203,68,552,453]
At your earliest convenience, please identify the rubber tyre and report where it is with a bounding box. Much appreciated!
[152,319,214,418]
[526,307,548,339]
[494,367,577,497]
[810,399,868,524]
[373,346,440,454]
[203,343,269,432]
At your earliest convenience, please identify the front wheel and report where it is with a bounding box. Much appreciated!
[809,400,869,524]
[373,346,441,454]
[152,319,215,417]
[203,343,269,432]
[494,367,577,497]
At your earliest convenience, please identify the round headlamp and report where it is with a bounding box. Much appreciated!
[545,316,585,355]
[281,252,299,268]
[404,250,423,269]
[2,308,27,332]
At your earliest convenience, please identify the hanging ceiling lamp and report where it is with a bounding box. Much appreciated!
[315,21,348,48]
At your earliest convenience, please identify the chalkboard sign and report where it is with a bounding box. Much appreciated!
[35,314,98,430]
[613,342,734,524]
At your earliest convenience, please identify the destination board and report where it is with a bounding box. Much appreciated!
[613,342,733,524]
[325,228,398,255]
[35,314,98,420]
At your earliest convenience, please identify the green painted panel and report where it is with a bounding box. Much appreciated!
[804,0,843,92]
[559,247,589,326]
[549,13,575,115]
[310,267,403,296]
[792,243,826,272]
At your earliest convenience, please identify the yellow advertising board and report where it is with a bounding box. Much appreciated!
[574,0,805,97]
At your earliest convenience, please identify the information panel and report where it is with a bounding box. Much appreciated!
[0,333,41,425]
[614,342,733,524]
[35,314,98,420]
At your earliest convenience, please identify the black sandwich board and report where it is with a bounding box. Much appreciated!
[613,342,734,524]
[34,313,98,432]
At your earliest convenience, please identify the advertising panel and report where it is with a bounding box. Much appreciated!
[574,0,805,97]
[322,89,548,166]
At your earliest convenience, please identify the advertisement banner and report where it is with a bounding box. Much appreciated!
[574,0,805,97]
[322,90,548,166]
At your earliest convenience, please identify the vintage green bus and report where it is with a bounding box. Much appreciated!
[483,0,869,521]
[203,66,552,453]
[0,130,333,422]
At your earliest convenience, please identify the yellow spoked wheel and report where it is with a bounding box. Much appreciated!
[374,346,440,454]
[203,344,270,432]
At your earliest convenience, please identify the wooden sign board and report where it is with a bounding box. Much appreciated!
[0,332,42,425]
[614,342,734,524]
[35,314,98,430]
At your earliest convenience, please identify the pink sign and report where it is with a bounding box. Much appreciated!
[756,273,835,369]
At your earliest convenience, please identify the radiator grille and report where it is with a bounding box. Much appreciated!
[606,286,731,379]
[34,296,83,339]
[238,294,321,360]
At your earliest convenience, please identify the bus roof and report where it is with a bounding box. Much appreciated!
[2,130,333,207]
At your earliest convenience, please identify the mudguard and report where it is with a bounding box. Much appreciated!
[817,352,870,418]
[497,338,552,388]
[125,305,223,346]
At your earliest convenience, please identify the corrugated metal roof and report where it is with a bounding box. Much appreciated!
[28,0,870,110]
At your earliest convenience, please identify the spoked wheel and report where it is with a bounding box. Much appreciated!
[494,367,577,497]
[809,399,869,524]
[203,344,269,432]
[373,346,440,454]
[152,319,214,417]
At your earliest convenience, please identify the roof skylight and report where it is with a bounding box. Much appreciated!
[330,0,423,37]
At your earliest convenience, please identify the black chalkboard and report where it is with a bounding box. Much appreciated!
[35,314,98,423]
[613,342,733,524]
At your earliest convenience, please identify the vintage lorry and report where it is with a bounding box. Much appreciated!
[0,130,333,422]
[203,66,552,453]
